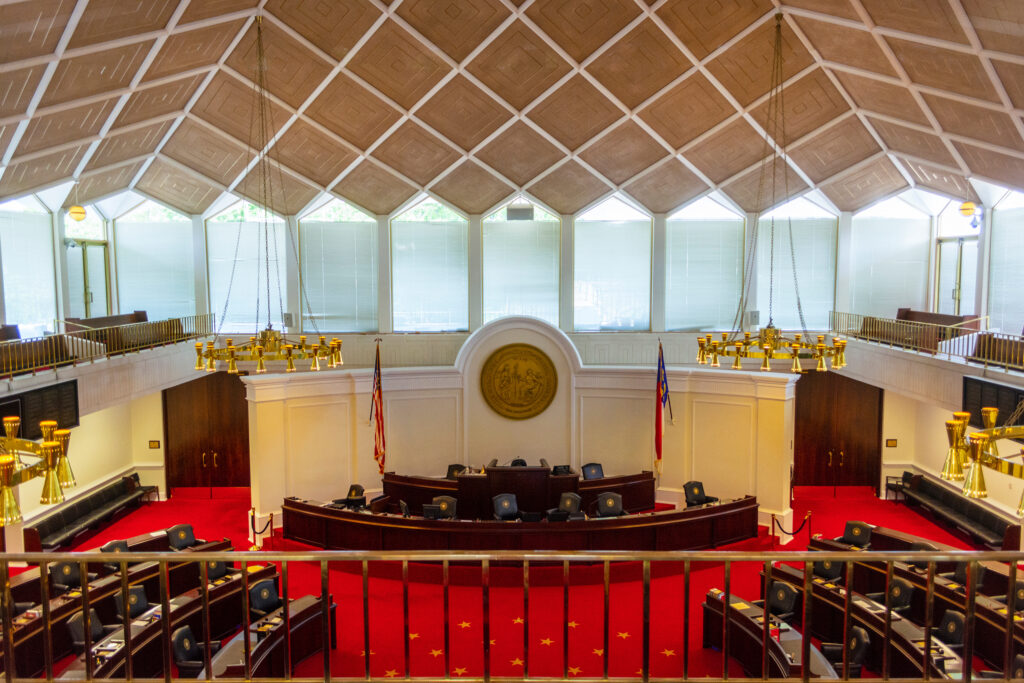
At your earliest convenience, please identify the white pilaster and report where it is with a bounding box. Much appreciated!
[468,214,482,331]
[559,214,573,333]
[191,215,209,318]
[834,211,854,314]
[651,213,667,333]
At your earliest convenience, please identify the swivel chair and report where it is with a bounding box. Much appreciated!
[399,500,411,518]
[683,481,718,507]
[834,521,872,548]
[204,560,229,581]
[938,562,986,592]
[595,491,624,517]
[67,608,118,654]
[547,492,584,521]
[935,610,965,651]
[866,577,914,615]
[432,495,457,519]
[510,458,528,467]
[167,523,205,550]
[337,484,365,509]
[445,464,466,480]
[249,579,282,621]
[539,458,550,469]
[486,458,498,469]
[751,582,797,622]
[99,539,132,572]
[581,463,604,480]
[172,625,221,678]
[812,559,843,581]
[50,561,97,593]
[993,580,1024,608]
[821,626,869,678]
[114,585,149,619]
[907,541,936,570]
[493,493,519,521]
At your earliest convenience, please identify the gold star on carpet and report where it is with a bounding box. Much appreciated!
[513,616,524,624]
[409,633,420,640]
[568,621,579,628]
[510,658,524,666]
[661,648,676,657]
[384,670,398,678]
[540,638,554,646]
[430,649,444,658]
[453,667,467,676]
[592,648,604,656]
[617,631,631,639]
[458,621,471,629]
[569,666,582,675]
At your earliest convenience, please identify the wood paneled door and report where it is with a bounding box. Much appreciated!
[794,371,883,489]
[163,372,250,490]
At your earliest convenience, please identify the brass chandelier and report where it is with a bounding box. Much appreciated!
[941,403,1024,514]
[696,14,844,373]
[0,416,76,526]
[194,16,341,376]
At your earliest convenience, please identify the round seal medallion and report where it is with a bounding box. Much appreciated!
[480,344,557,420]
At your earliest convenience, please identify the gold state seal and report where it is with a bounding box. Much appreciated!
[480,344,557,420]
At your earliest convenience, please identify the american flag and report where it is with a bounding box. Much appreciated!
[655,341,672,474]
[371,341,386,474]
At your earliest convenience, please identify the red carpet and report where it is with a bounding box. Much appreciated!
[45,484,983,678]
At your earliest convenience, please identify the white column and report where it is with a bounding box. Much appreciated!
[284,215,301,333]
[651,213,667,332]
[559,213,573,333]
[974,205,991,322]
[468,214,483,331]
[925,215,938,312]
[744,212,759,329]
[833,211,854,316]
[191,215,209,318]
[377,215,393,334]
[105,215,120,315]
[56,211,71,325]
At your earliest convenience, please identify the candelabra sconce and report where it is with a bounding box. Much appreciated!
[696,328,845,373]
[962,433,989,499]
[981,407,1000,458]
[194,329,342,375]
[940,405,1024,513]
[0,416,76,524]
[940,419,965,481]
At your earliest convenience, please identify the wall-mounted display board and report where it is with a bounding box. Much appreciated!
[963,376,1024,440]
[0,380,79,440]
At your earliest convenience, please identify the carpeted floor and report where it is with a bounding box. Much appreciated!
[53,483,983,678]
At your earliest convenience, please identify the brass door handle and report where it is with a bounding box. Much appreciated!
[202,452,206,468]
[827,451,833,467]
[213,452,218,468]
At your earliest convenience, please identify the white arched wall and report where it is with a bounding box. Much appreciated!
[243,318,798,535]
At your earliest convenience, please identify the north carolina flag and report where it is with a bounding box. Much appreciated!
[370,341,386,474]
[655,342,672,474]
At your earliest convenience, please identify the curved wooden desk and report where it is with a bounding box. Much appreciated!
[282,495,758,551]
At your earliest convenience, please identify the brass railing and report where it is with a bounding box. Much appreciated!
[1,548,1022,683]
[830,312,1024,372]
[0,314,214,380]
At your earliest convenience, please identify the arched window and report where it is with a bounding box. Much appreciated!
[482,198,559,326]
[299,199,377,332]
[0,196,55,336]
[391,197,468,332]
[574,197,651,331]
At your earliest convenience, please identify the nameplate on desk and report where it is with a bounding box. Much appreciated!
[149,531,164,537]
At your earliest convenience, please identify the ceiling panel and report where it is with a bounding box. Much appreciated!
[16,97,118,156]
[793,16,897,77]
[961,0,1024,57]
[85,119,172,170]
[833,71,931,126]
[527,75,622,151]
[788,116,881,183]
[429,160,513,215]
[527,0,641,62]
[235,165,318,215]
[136,157,222,214]
[0,0,76,64]
[179,0,258,25]
[113,73,204,129]
[416,75,512,152]
[225,20,332,109]
[347,19,450,110]
[860,0,969,44]
[398,0,510,63]
[68,0,177,49]
[684,118,768,184]
[720,157,807,212]
[0,65,46,118]
[953,140,1024,189]
[0,144,88,198]
[899,157,981,202]
[160,117,250,186]
[586,19,692,109]
[992,59,1024,109]
[370,121,461,186]
[706,18,814,107]
[657,0,773,60]
[192,71,288,144]
[780,0,860,21]
[304,72,402,151]
[867,116,958,167]
[71,160,145,205]
[820,157,908,211]
[921,92,1024,152]
[526,160,609,214]
[622,159,708,214]
[144,20,246,82]
[0,124,15,161]
[331,161,417,216]
[267,0,381,62]
[578,120,669,185]
[466,20,573,110]
[40,41,154,107]
[750,69,849,142]
[474,121,565,186]
[886,36,1000,103]
[637,72,733,149]
[271,118,358,187]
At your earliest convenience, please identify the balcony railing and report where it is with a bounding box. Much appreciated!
[1,548,1022,683]
[0,314,214,380]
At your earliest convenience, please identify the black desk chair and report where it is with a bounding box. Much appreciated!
[834,520,872,548]
[67,608,118,654]
[812,559,843,581]
[595,491,624,517]
[337,484,366,510]
[203,560,230,581]
[50,561,97,593]
[935,610,965,651]
[509,458,527,467]
[547,492,584,521]
[907,541,936,570]
[114,585,149,619]
[167,523,206,550]
[866,577,914,615]
[993,580,1024,608]
[399,500,411,517]
[581,463,604,480]
[486,458,498,469]
[978,655,1024,680]
[432,495,457,519]
[683,481,718,507]
[539,458,550,469]
[493,493,519,521]
[100,539,136,573]
[821,625,869,678]
[172,625,221,678]
[752,581,797,622]
[249,579,282,621]
[14,601,34,615]
[445,464,466,480]
[938,562,985,592]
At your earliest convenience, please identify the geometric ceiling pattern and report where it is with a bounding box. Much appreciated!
[1,0,1023,218]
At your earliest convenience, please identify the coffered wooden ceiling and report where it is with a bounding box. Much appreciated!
[1,0,1023,217]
